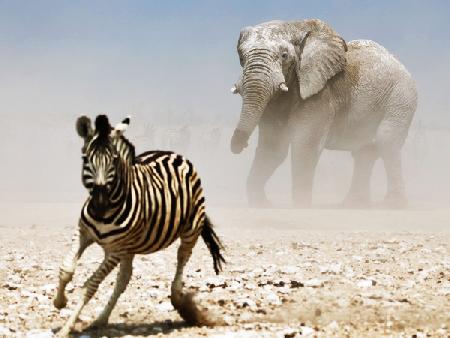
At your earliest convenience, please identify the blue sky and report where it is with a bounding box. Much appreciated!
[0,0,449,125]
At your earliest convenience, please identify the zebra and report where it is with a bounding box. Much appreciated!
[53,115,225,336]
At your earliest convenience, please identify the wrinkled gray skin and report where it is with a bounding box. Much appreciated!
[230,19,417,208]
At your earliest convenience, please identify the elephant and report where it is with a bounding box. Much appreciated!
[230,19,417,208]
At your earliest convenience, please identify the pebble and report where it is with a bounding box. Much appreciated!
[155,301,173,312]
[26,329,54,338]
[357,279,375,288]
[299,326,315,336]
[304,278,324,288]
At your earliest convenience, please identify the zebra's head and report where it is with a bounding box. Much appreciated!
[76,114,134,216]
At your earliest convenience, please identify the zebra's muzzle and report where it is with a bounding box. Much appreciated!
[91,184,110,216]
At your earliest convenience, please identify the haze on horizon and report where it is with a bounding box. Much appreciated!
[1,0,449,206]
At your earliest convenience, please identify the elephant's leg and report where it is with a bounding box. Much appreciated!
[54,226,93,309]
[376,118,409,208]
[290,99,334,208]
[343,144,379,207]
[380,147,406,207]
[246,120,290,207]
[291,142,322,207]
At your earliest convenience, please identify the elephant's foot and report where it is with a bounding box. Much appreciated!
[383,192,408,209]
[341,193,372,209]
[292,198,312,209]
[247,191,272,208]
[54,294,68,309]
[292,191,312,209]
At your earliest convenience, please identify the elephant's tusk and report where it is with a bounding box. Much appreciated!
[279,83,289,92]
[231,86,239,94]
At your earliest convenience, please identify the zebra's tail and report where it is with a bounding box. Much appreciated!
[201,215,225,275]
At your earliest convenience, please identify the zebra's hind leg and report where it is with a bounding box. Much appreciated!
[171,236,198,305]
[54,226,93,309]
[171,234,213,326]
[89,255,134,328]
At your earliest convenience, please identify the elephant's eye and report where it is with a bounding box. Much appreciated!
[281,52,288,60]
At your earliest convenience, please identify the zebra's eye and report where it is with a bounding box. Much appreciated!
[281,52,288,60]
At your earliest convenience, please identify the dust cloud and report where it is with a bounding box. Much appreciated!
[1,109,449,209]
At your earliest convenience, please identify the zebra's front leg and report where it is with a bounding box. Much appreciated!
[89,255,134,328]
[57,254,120,337]
[54,226,93,309]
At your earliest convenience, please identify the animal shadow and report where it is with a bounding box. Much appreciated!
[64,320,190,337]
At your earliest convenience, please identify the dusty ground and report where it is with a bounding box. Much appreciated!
[0,204,449,337]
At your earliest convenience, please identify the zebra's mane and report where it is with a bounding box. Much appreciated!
[113,135,136,164]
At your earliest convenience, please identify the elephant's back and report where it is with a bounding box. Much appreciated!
[346,39,414,85]
[325,40,417,151]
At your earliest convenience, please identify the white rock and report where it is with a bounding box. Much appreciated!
[146,289,163,298]
[300,326,315,336]
[357,279,375,288]
[59,308,72,318]
[437,286,450,296]
[240,312,253,321]
[304,278,323,288]
[230,266,246,273]
[320,263,342,274]
[277,287,290,294]
[223,315,234,325]
[155,301,173,312]
[279,266,300,274]
[244,282,257,290]
[205,276,225,287]
[403,280,415,289]
[26,329,54,338]
[226,280,241,291]
[265,292,281,305]
[78,314,91,322]
[328,320,339,330]
[252,267,264,275]
[0,326,11,336]
[41,284,57,293]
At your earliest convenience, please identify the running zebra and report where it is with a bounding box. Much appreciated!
[54,115,225,336]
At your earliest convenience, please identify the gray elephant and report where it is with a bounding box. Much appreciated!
[230,19,417,208]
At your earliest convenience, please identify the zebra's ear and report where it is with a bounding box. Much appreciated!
[112,116,131,137]
[76,116,93,140]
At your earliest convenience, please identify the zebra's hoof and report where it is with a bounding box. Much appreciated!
[87,318,108,330]
[54,296,67,309]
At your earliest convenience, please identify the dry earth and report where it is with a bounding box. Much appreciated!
[0,204,449,337]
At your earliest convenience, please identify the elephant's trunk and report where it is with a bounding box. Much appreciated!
[231,51,281,154]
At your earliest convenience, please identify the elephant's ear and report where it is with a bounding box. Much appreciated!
[294,20,347,99]
[237,26,252,66]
